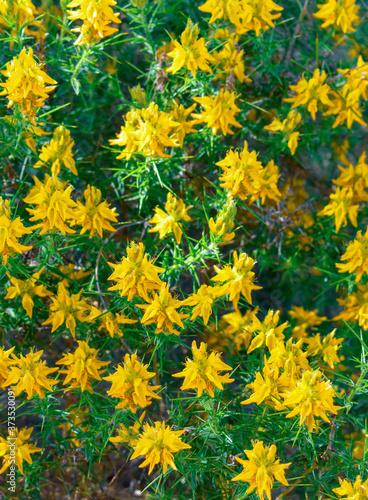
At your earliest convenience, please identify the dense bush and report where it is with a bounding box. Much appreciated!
[1,0,368,498]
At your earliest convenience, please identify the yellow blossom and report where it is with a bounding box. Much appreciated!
[0,0,45,48]
[209,199,237,243]
[0,427,42,475]
[131,421,191,474]
[0,346,15,385]
[110,102,180,160]
[148,193,191,244]
[221,309,254,350]
[241,358,292,410]
[2,349,58,399]
[35,125,77,176]
[183,285,224,325]
[212,30,251,84]
[305,330,344,368]
[0,47,57,124]
[284,69,332,120]
[247,310,289,353]
[212,251,262,309]
[110,412,145,447]
[51,263,92,287]
[336,228,368,282]
[5,268,52,318]
[104,353,161,412]
[314,0,360,34]
[333,475,368,499]
[217,141,281,204]
[67,0,121,46]
[168,103,197,147]
[72,185,118,238]
[282,369,340,432]
[192,89,241,136]
[167,22,214,78]
[199,0,283,37]
[89,307,137,338]
[0,197,32,265]
[325,82,367,129]
[289,306,327,339]
[138,282,188,336]
[338,56,368,100]
[42,282,90,338]
[333,152,368,202]
[108,241,163,301]
[23,174,77,235]
[231,441,290,500]
[264,110,302,155]
[318,187,359,233]
[334,284,368,330]
[268,339,310,377]
[173,341,234,397]
[56,340,109,392]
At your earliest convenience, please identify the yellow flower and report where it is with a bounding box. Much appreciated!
[148,193,191,244]
[173,341,234,397]
[23,174,77,235]
[108,241,163,301]
[289,306,327,339]
[264,110,302,155]
[305,330,344,368]
[284,69,332,120]
[268,339,310,377]
[199,0,283,37]
[89,308,137,338]
[334,284,368,330]
[0,197,32,265]
[42,282,90,338]
[0,346,15,385]
[212,30,251,84]
[192,89,241,136]
[333,475,368,499]
[241,358,292,410]
[0,0,44,46]
[325,82,367,129]
[0,427,42,475]
[110,412,145,447]
[110,102,180,160]
[338,56,368,100]
[231,441,290,500]
[336,228,368,282]
[212,251,262,309]
[5,268,52,318]
[221,309,254,350]
[247,310,289,353]
[167,22,214,78]
[2,349,59,399]
[217,141,281,204]
[72,185,118,238]
[104,353,161,412]
[138,282,188,336]
[0,47,57,124]
[131,421,191,474]
[318,187,359,233]
[56,340,109,392]
[283,369,340,432]
[333,151,368,202]
[209,199,237,243]
[182,285,224,325]
[168,103,197,147]
[67,0,121,46]
[314,0,360,34]
[35,125,77,176]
